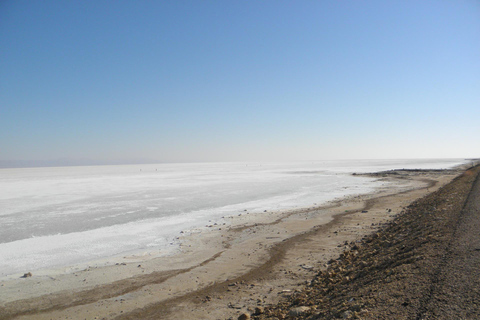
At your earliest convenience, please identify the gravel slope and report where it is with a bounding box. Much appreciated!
[252,165,480,320]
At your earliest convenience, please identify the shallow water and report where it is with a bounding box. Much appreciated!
[0,159,466,276]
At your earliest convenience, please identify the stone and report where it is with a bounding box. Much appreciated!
[342,310,353,319]
[301,264,314,270]
[289,306,311,316]
[238,313,250,320]
[254,306,264,315]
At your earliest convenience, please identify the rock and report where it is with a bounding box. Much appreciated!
[238,313,250,320]
[254,306,264,314]
[342,310,353,318]
[289,306,311,316]
[351,304,362,312]
[300,264,314,270]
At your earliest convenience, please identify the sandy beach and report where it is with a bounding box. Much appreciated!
[0,164,473,320]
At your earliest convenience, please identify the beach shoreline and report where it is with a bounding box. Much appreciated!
[0,164,473,320]
[251,164,480,320]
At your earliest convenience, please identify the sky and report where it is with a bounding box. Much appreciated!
[1,1,479,166]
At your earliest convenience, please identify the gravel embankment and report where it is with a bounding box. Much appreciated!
[252,165,480,320]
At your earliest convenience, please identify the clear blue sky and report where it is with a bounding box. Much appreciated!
[1,1,479,165]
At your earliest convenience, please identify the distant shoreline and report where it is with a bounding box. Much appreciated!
[1,158,474,169]
[0,159,162,169]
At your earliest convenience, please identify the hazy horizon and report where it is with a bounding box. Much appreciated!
[1,1,479,164]
[0,157,476,170]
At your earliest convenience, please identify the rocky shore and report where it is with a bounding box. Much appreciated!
[251,165,480,319]
[1,165,475,320]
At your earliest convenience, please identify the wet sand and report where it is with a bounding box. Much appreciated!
[0,166,469,320]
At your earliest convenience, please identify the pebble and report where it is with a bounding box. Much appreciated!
[238,313,250,320]
[254,306,264,315]
[289,306,311,316]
